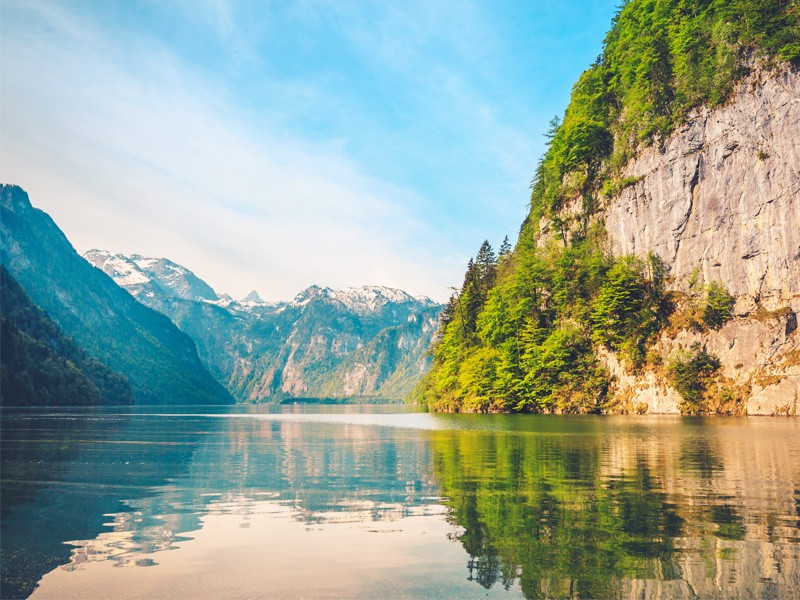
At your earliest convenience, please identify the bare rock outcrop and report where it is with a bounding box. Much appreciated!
[602,68,800,415]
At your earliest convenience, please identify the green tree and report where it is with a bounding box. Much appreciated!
[499,236,512,258]
[702,281,735,329]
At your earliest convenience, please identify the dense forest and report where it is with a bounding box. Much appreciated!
[0,267,133,406]
[417,0,799,413]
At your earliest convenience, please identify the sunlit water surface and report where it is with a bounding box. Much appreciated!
[1,405,798,599]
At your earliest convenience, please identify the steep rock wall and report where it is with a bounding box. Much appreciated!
[602,68,800,415]
[606,68,800,309]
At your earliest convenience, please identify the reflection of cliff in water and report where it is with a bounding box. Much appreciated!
[431,417,800,599]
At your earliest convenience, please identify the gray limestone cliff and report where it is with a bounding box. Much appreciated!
[600,68,800,415]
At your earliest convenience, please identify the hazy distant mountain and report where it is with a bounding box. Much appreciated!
[241,290,264,304]
[0,184,233,405]
[87,250,443,402]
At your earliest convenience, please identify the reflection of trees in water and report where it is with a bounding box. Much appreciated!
[431,423,800,599]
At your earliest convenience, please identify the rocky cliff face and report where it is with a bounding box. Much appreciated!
[601,68,800,415]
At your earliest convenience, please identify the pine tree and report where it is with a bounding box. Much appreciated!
[499,236,512,258]
[440,293,459,331]
[475,240,497,289]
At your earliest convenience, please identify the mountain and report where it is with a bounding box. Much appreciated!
[0,185,233,405]
[0,266,134,406]
[241,290,264,304]
[419,1,800,416]
[227,285,441,401]
[83,250,219,309]
[85,251,443,402]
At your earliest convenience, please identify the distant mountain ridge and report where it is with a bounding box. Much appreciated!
[0,184,233,405]
[86,250,443,402]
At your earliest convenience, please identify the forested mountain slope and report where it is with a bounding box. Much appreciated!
[0,185,232,405]
[418,0,800,415]
[0,267,134,406]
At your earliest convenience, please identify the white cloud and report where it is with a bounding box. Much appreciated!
[1,1,468,301]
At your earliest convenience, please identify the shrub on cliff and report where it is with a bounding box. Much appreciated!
[667,344,721,414]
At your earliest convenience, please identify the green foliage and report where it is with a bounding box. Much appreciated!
[667,344,721,414]
[515,325,610,413]
[420,228,667,412]
[702,281,735,329]
[601,175,642,198]
[0,267,134,406]
[529,0,800,221]
[591,253,668,367]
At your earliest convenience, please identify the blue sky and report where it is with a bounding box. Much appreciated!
[1,0,619,301]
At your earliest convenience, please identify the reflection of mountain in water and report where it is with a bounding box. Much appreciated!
[0,411,205,599]
[0,410,440,598]
[431,417,800,599]
[3,411,799,599]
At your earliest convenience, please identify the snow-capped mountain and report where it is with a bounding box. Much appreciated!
[84,250,443,402]
[290,285,437,315]
[84,250,218,303]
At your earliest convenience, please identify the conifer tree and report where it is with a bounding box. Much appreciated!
[475,240,497,290]
[499,236,512,257]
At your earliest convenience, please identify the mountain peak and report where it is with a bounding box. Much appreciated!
[83,250,218,302]
[242,290,264,303]
[1,184,32,212]
[289,284,440,314]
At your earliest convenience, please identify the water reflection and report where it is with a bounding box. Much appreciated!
[432,417,800,599]
[2,408,450,599]
[0,411,209,598]
[1,409,798,599]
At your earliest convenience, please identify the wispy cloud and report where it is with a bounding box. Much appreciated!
[2,1,468,300]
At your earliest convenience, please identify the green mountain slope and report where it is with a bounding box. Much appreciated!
[418,0,800,414]
[0,185,233,405]
[1,266,134,406]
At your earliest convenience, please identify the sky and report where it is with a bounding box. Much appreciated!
[1,0,620,302]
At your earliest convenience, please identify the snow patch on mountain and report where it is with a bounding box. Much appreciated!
[84,250,151,287]
[290,284,437,314]
[83,250,217,302]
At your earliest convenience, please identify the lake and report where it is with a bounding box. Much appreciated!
[1,405,798,599]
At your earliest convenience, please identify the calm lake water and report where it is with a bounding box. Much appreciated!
[1,405,799,599]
